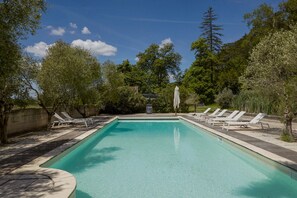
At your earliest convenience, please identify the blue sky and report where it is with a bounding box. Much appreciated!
[23,0,282,71]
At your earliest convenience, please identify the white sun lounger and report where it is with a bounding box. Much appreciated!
[189,107,211,117]
[196,108,220,121]
[52,113,73,127]
[203,109,228,122]
[52,113,89,127]
[61,111,93,125]
[222,113,270,131]
[207,110,239,125]
[208,110,245,126]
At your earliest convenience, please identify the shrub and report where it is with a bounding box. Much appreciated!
[103,86,146,114]
[152,85,190,113]
[232,90,278,114]
[281,132,295,142]
[215,88,234,108]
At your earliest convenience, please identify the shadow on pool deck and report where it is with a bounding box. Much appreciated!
[0,116,114,175]
[0,115,115,197]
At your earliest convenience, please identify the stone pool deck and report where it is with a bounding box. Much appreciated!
[0,113,297,197]
[0,115,115,198]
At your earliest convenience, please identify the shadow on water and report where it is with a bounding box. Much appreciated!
[76,189,92,198]
[61,146,122,174]
[110,127,134,133]
[234,171,297,197]
[50,123,124,173]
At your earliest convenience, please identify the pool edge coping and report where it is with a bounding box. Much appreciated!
[9,116,118,198]
[179,116,297,173]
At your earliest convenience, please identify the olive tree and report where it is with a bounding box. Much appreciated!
[23,41,101,128]
[0,0,46,143]
[241,26,297,141]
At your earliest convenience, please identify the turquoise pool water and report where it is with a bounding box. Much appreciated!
[48,120,297,197]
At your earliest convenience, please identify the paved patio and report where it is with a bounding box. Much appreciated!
[0,113,297,197]
[0,115,114,198]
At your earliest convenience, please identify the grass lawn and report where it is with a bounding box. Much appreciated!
[188,104,220,113]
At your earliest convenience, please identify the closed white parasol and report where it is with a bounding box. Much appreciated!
[173,86,180,115]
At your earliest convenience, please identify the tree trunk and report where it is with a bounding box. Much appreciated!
[283,111,295,140]
[0,103,13,144]
[0,112,8,144]
[47,112,54,130]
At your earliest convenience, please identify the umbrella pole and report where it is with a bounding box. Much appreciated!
[175,108,177,116]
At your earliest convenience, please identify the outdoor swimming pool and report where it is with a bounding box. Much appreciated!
[47,119,297,197]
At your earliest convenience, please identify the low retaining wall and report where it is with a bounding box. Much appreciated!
[8,108,48,136]
[7,108,98,136]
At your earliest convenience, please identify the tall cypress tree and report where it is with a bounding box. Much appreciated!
[200,7,223,53]
[200,7,223,83]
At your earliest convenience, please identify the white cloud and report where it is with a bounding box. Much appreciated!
[24,42,53,58]
[71,39,117,56]
[49,27,65,36]
[159,38,173,48]
[135,57,139,62]
[69,22,77,29]
[81,26,91,34]
[25,39,117,58]
[69,30,76,34]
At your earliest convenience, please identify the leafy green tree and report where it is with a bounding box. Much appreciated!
[241,26,297,141]
[101,61,145,114]
[279,0,297,27]
[183,38,215,104]
[216,39,249,94]
[239,1,297,59]
[0,0,46,143]
[101,60,125,103]
[183,63,214,104]
[117,59,132,74]
[23,41,101,128]
[244,4,279,42]
[117,60,144,90]
[124,66,149,93]
[136,43,181,90]
[200,7,223,53]
[63,48,101,118]
[208,0,297,114]
[216,1,297,96]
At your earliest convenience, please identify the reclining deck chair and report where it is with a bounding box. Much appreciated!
[52,113,89,127]
[61,111,93,125]
[222,113,270,131]
[52,113,73,127]
[203,109,228,122]
[196,108,220,121]
[189,107,211,117]
[208,111,245,126]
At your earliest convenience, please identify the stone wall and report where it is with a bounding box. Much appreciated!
[7,108,48,136]
[7,107,98,136]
